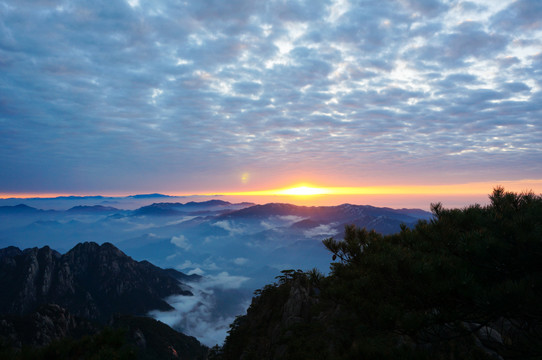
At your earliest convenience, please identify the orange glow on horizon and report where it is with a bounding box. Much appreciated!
[217,179,542,197]
[2,179,542,200]
[0,192,132,199]
[277,186,328,196]
[0,192,78,199]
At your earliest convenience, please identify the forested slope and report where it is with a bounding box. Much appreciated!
[216,187,542,360]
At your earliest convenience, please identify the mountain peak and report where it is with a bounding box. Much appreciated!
[66,205,119,213]
[0,242,192,321]
[0,245,23,259]
[129,193,172,199]
[0,203,41,214]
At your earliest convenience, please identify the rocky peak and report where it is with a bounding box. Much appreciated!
[0,242,192,322]
[0,246,22,259]
[220,271,325,360]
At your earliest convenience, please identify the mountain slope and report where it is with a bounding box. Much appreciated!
[0,304,209,359]
[66,205,120,214]
[218,202,432,235]
[0,204,48,215]
[0,242,192,321]
[217,189,542,360]
[224,202,430,221]
[132,200,255,216]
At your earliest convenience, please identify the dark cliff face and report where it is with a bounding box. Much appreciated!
[113,315,209,360]
[0,304,97,349]
[219,272,333,360]
[218,273,498,360]
[0,305,209,360]
[0,242,192,321]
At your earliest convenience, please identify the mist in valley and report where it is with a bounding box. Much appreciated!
[0,196,431,345]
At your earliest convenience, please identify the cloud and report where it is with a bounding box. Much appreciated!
[202,271,250,290]
[187,268,205,276]
[303,223,339,238]
[1,0,541,193]
[177,260,197,270]
[165,216,198,226]
[400,0,449,17]
[166,252,179,261]
[149,272,251,346]
[491,0,542,32]
[261,215,306,229]
[170,235,191,250]
[233,257,248,265]
[212,220,246,235]
[177,257,220,273]
[411,21,510,68]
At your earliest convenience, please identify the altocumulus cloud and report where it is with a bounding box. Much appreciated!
[1,0,541,193]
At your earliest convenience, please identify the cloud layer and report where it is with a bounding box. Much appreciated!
[1,0,541,193]
[149,273,250,346]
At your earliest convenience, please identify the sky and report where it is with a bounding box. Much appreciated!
[1,0,542,201]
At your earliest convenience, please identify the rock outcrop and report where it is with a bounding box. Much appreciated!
[0,305,208,359]
[0,304,96,349]
[0,242,192,321]
[218,271,335,360]
[0,243,208,359]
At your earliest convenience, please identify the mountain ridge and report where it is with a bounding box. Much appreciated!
[0,242,193,321]
[0,200,431,220]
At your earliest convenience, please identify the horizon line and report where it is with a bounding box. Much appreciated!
[2,179,542,200]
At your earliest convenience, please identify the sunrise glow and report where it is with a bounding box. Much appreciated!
[276,186,329,196]
[2,180,542,202]
[215,179,542,197]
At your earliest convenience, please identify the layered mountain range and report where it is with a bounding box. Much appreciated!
[0,200,432,275]
[216,189,542,359]
[0,200,429,223]
[0,199,433,346]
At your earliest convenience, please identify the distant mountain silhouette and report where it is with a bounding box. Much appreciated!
[66,205,120,214]
[133,203,187,216]
[51,195,106,200]
[218,203,432,235]
[129,193,173,199]
[0,204,46,214]
[133,200,255,216]
[290,218,324,229]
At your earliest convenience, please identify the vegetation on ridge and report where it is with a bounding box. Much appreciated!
[216,187,542,359]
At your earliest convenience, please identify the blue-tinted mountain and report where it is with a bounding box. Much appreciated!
[133,200,255,216]
[290,218,324,229]
[224,203,430,221]
[133,202,187,216]
[0,204,45,214]
[163,268,202,282]
[66,205,120,214]
[129,193,174,199]
[47,195,106,200]
[219,203,432,235]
